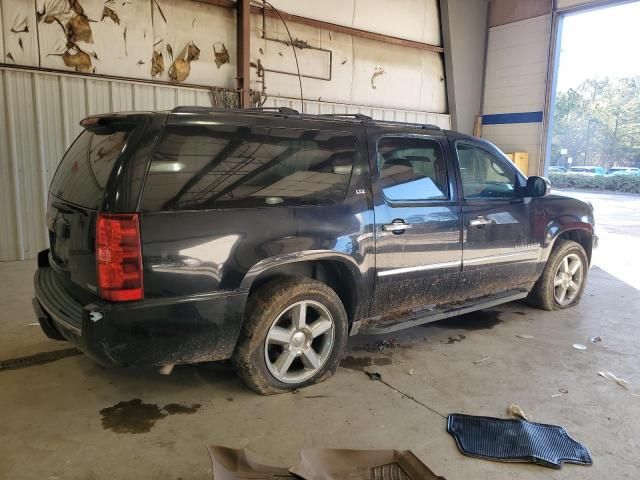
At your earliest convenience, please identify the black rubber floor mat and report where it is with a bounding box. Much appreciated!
[447,414,592,469]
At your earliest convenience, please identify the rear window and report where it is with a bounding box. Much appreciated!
[50,128,130,209]
[141,125,357,211]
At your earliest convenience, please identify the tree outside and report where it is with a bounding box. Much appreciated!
[550,77,640,170]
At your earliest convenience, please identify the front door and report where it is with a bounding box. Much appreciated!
[451,139,541,302]
[369,133,463,325]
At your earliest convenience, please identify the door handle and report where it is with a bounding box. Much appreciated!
[383,221,412,232]
[469,216,495,227]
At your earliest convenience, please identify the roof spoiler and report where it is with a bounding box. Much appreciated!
[79,115,135,134]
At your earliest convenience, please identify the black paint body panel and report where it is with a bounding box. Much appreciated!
[33,110,596,367]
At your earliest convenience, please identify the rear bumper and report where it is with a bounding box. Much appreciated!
[33,265,247,367]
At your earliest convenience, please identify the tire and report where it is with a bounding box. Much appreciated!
[528,239,589,311]
[233,277,348,395]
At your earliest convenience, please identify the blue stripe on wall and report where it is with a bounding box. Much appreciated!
[482,111,544,125]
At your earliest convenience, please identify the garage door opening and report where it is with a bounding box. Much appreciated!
[545,1,640,175]
[545,0,640,290]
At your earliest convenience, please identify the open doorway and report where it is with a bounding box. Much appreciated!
[544,0,640,290]
[545,1,640,176]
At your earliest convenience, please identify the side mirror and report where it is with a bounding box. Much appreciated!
[524,176,550,197]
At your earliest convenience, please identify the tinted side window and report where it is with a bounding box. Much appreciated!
[142,125,356,211]
[50,129,130,209]
[456,143,516,199]
[377,136,448,202]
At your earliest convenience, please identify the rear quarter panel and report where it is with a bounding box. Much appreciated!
[138,116,375,321]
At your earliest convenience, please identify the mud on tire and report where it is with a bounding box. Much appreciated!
[528,239,589,311]
[232,277,348,395]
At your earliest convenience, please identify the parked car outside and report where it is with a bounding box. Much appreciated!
[33,108,597,394]
[606,167,640,176]
[549,166,567,174]
[568,166,606,176]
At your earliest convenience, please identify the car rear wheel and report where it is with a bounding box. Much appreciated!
[528,239,589,311]
[233,277,348,395]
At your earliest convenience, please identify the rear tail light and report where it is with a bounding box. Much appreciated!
[96,213,144,301]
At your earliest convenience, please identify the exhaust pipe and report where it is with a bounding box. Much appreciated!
[158,364,175,375]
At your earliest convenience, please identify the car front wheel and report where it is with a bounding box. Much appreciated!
[233,277,348,395]
[528,239,589,310]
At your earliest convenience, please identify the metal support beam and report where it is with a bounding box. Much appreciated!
[251,4,444,53]
[196,0,444,54]
[236,0,251,108]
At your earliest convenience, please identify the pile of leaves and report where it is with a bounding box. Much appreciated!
[548,173,640,194]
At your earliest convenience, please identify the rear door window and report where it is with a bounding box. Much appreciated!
[377,136,449,202]
[141,125,357,211]
[50,129,130,209]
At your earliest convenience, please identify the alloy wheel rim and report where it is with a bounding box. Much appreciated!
[553,253,583,306]
[264,300,335,384]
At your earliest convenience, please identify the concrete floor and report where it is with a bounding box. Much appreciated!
[1,190,639,479]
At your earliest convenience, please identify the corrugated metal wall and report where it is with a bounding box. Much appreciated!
[0,66,450,262]
[0,67,213,261]
[263,96,451,128]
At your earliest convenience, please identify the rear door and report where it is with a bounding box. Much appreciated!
[449,138,541,302]
[369,130,463,325]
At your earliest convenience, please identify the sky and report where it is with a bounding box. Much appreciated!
[556,1,640,92]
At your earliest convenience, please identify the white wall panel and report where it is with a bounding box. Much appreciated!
[1,0,38,66]
[267,0,442,46]
[264,95,451,129]
[0,70,19,261]
[152,0,236,88]
[61,77,87,146]
[33,74,66,194]
[352,0,441,46]
[483,15,550,115]
[0,67,214,261]
[481,14,551,175]
[133,85,156,111]
[4,71,44,259]
[0,1,4,61]
[37,0,153,78]
[251,15,447,113]
[86,81,111,116]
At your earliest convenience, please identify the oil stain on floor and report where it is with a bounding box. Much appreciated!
[445,334,466,344]
[340,356,392,371]
[100,399,201,434]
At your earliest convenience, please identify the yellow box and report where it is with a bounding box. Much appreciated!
[505,152,529,174]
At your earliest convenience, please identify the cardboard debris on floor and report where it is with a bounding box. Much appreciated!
[507,403,532,421]
[598,370,629,388]
[290,449,445,480]
[207,446,445,480]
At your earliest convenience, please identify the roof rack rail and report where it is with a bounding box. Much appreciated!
[170,106,300,114]
[319,113,372,121]
[244,107,300,114]
[374,119,442,131]
[169,106,442,130]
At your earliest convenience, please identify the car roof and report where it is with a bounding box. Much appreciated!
[167,106,446,133]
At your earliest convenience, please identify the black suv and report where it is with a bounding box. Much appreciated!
[33,107,597,394]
